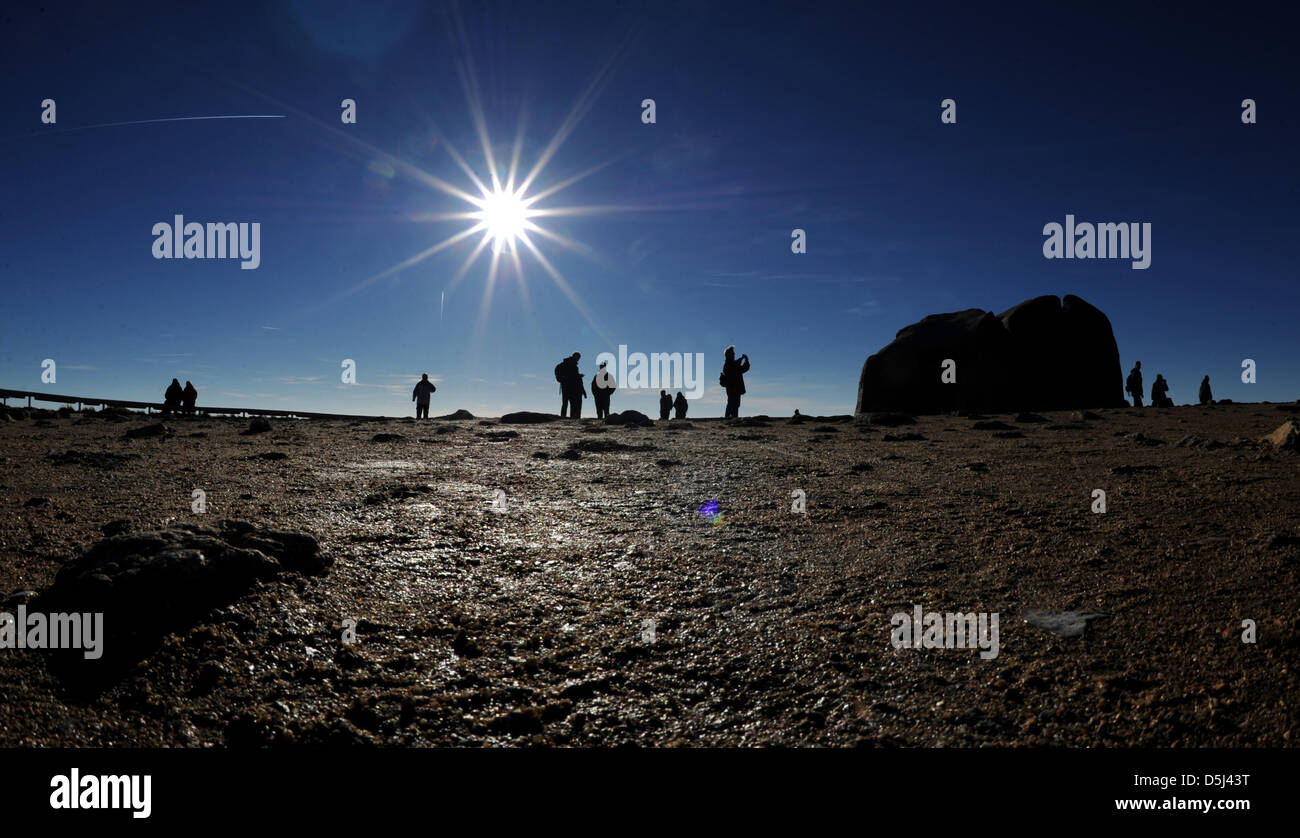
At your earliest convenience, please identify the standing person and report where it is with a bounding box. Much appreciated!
[673,391,688,420]
[1125,361,1144,408]
[412,373,437,419]
[182,380,198,413]
[163,379,183,414]
[721,346,750,419]
[555,352,583,417]
[592,361,616,419]
[1199,375,1213,406]
[659,390,672,421]
[555,352,586,419]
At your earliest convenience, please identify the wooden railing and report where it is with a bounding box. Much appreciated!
[0,388,388,420]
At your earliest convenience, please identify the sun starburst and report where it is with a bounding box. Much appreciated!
[469,186,535,254]
[296,19,657,349]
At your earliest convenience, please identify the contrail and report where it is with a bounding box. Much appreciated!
[6,114,285,141]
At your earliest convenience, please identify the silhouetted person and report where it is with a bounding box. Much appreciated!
[1151,374,1171,408]
[674,391,688,420]
[555,352,583,418]
[182,380,198,413]
[555,352,586,419]
[412,373,437,419]
[721,345,750,419]
[1126,361,1143,408]
[659,390,671,421]
[592,361,616,419]
[1199,375,1213,406]
[163,379,183,414]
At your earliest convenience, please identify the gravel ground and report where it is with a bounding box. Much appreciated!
[0,403,1296,747]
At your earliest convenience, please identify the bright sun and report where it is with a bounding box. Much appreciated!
[473,187,532,252]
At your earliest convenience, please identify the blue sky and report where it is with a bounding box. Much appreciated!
[2,0,1296,417]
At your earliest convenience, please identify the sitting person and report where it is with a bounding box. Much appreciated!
[1150,374,1172,408]
[163,379,183,414]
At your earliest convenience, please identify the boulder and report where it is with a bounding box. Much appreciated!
[500,411,561,424]
[36,520,331,692]
[856,294,1125,414]
[436,409,475,420]
[606,410,653,427]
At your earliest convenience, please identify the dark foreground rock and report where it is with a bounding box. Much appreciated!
[856,294,1126,414]
[36,520,330,693]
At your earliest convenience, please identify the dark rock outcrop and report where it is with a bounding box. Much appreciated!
[605,410,653,427]
[855,294,1125,414]
[500,411,560,424]
[36,520,330,693]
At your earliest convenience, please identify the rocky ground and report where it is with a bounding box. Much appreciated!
[0,402,1297,747]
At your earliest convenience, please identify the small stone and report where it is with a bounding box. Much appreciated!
[867,413,915,427]
[1022,609,1112,637]
[124,422,169,439]
[1263,421,1299,451]
[452,630,482,658]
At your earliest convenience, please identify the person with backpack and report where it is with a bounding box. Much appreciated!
[659,390,672,421]
[555,352,586,419]
[720,345,750,419]
[1125,361,1143,408]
